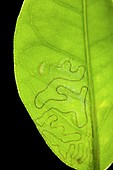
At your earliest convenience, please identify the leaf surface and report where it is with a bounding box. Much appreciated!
[14,0,113,169]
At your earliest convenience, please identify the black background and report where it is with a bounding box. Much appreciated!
[2,0,113,169]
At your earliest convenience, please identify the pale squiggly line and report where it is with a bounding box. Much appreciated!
[34,61,89,165]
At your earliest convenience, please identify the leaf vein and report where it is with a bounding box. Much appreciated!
[98,105,113,133]
[53,0,82,15]
[82,0,100,169]
[90,33,113,47]
[43,42,86,64]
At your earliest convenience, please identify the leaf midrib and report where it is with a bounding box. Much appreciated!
[82,0,100,169]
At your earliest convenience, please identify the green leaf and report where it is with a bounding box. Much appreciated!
[14,0,113,169]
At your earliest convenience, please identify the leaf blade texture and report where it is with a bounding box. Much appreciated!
[14,0,113,169]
